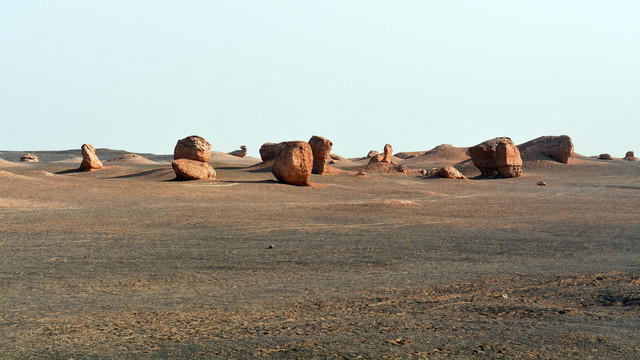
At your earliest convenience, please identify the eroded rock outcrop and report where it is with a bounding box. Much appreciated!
[598,153,613,160]
[624,151,636,161]
[308,135,332,175]
[20,153,39,162]
[228,145,247,158]
[174,135,211,163]
[79,144,103,171]
[271,141,313,186]
[468,137,522,178]
[518,135,574,164]
[172,159,216,180]
[368,144,393,165]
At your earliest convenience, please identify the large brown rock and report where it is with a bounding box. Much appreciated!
[20,153,39,162]
[624,151,636,161]
[598,153,613,160]
[228,145,247,158]
[271,141,313,186]
[308,135,333,174]
[174,135,211,163]
[468,137,522,178]
[368,144,393,165]
[437,166,466,179]
[172,159,216,180]
[79,144,103,171]
[259,142,285,162]
[518,135,574,164]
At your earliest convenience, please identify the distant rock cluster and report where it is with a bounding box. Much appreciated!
[20,153,39,162]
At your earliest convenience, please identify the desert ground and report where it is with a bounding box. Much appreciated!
[0,147,639,359]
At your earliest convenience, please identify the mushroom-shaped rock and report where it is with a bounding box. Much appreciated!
[172,159,216,180]
[20,153,39,162]
[518,135,574,164]
[228,145,247,158]
[468,137,522,178]
[437,166,466,179]
[271,141,313,186]
[174,135,211,163]
[308,135,333,175]
[79,144,103,171]
[368,144,393,165]
[259,142,285,162]
[598,153,613,160]
[624,151,636,161]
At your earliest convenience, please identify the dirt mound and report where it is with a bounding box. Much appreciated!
[403,144,470,168]
[104,154,159,165]
[0,158,21,168]
[210,151,261,167]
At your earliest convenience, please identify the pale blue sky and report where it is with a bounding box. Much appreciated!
[1,1,638,157]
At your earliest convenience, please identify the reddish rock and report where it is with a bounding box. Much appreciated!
[518,135,574,164]
[79,144,103,171]
[468,137,522,178]
[537,181,547,186]
[271,141,313,186]
[368,144,393,165]
[356,171,367,177]
[624,151,636,161]
[174,135,211,163]
[20,153,39,162]
[367,150,379,158]
[437,166,466,179]
[260,142,285,162]
[308,135,333,175]
[172,159,216,180]
[598,153,613,160]
[228,145,247,158]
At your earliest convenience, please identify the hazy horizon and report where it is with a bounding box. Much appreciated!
[2,1,638,158]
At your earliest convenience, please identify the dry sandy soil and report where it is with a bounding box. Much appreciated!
[0,148,639,359]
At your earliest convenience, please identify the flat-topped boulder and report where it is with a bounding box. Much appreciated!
[79,144,103,171]
[20,153,39,162]
[174,135,211,163]
[308,135,333,175]
[172,159,216,180]
[271,141,313,186]
[598,153,613,160]
[468,137,522,178]
[518,135,574,164]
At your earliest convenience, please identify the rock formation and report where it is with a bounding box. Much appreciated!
[367,150,380,158]
[260,143,285,162]
[598,153,613,160]
[172,135,215,180]
[308,135,332,175]
[228,145,247,158]
[518,135,574,164]
[79,144,103,171]
[624,151,636,161]
[20,153,39,162]
[174,135,211,163]
[368,144,393,165]
[172,159,216,180]
[437,166,466,179]
[468,137,522,178]
[271,141,313,186]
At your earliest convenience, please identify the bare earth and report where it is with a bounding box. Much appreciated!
[0,149,639,359]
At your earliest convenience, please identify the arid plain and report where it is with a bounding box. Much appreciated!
[1,146,639,359]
